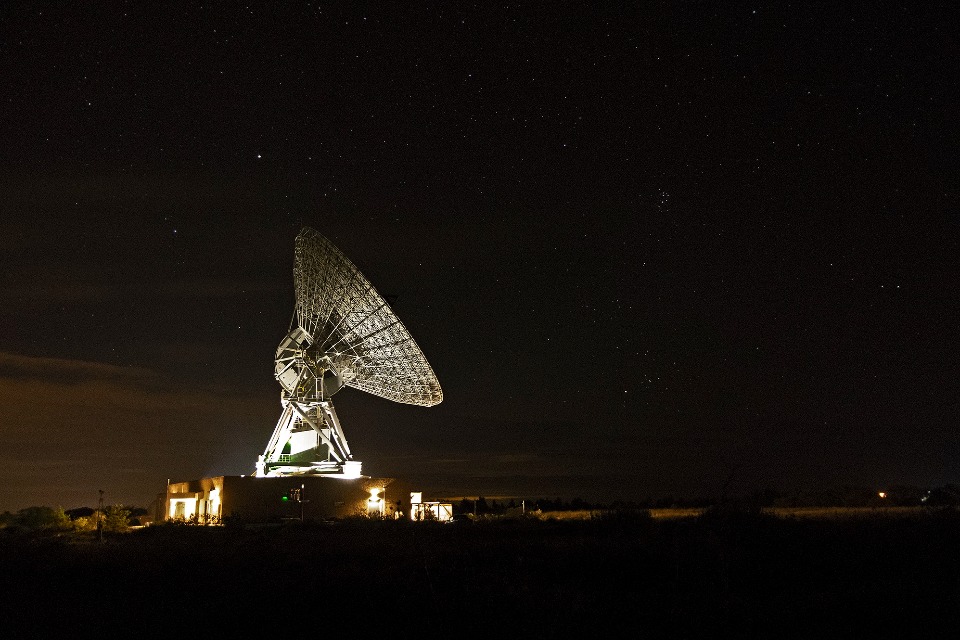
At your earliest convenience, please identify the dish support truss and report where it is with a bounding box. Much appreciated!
[256,398,361,478]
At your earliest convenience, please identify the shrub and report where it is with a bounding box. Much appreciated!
[11,506,72,531]
[103,505,131,532]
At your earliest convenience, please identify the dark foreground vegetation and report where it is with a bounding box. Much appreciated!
[3,507,960,638]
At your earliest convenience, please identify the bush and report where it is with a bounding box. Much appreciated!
[72,516,96,532]
[8,506,72,531]
[103,505,131,533]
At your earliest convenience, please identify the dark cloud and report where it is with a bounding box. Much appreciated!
[0,351,155,381]
[0,352,276,509]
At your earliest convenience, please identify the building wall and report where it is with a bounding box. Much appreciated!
[164,475,405,523]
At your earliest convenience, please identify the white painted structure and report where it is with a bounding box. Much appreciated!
[410,491,453,522]
[256,227,443,478]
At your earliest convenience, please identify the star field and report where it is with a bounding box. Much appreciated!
[0,3,956,509]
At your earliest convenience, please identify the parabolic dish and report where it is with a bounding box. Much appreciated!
[290,227,442,407]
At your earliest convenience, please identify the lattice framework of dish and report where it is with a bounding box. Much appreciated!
[293,228,442,407]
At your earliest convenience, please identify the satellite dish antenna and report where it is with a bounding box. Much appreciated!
[254,227,442,478]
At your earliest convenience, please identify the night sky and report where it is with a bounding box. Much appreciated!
[1,3,956,510]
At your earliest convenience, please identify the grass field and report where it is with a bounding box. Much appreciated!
[534,506,930,521]
[3,507,959,638]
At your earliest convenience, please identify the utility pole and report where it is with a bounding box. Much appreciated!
[97,489,104,543]
[300,483,305,523]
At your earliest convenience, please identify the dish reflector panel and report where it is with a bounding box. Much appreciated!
[293,227,442,407]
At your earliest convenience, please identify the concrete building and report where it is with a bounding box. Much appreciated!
[160,475,414,524]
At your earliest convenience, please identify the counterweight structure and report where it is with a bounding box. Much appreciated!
[255,228,442,478]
